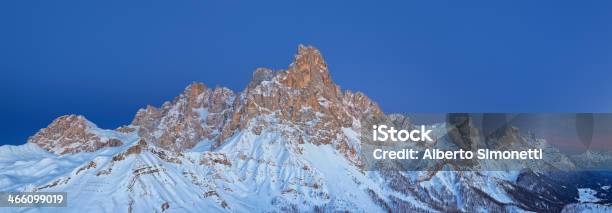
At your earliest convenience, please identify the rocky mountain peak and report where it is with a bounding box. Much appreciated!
[184,82,207,101]
[248,68,277,89]
[28,115,123,155]
[131,82,236,152]
[51,114,92,128]
[293,44,326,68]
[282,45,337,94]
[214,45,382,162]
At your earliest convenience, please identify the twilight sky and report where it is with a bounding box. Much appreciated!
[1,0,612,145]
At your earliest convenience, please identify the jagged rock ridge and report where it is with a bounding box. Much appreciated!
[31,44,382,157]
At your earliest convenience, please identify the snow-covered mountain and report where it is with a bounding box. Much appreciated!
[1,45,611,212]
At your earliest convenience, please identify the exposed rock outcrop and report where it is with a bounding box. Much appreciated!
[213,45,382,165]
[131,83,235,152]
[28,115,123,155]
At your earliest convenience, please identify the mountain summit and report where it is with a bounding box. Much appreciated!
[283,44,335,91]
[28,115,124,155]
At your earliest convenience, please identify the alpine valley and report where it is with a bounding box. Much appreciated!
[1,45,611,212]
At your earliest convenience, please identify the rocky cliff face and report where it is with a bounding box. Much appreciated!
[28,115,123,155]
[216,45,382,162]
[131,83,235,152]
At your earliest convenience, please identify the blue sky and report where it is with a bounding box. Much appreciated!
[1,0,612,145]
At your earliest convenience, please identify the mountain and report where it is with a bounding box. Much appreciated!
[2,45,611,212]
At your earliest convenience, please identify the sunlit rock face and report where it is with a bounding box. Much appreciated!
[28,115,123,155]
[131,83,236,152]
[216,44,382,164]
